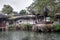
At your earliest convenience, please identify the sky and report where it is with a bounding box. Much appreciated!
[0,0,33,12]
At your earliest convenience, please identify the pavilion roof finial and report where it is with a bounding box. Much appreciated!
[43,6,49,17]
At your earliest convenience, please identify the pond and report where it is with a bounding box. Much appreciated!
[0,31,60,40]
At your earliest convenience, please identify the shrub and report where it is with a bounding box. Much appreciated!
[9,24,13,28]
[54,24,60,30]
[24,23,32,30]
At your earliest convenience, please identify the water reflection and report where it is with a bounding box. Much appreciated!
[0,31,60,40]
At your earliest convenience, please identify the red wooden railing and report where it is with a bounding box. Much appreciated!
[0,23,6,27]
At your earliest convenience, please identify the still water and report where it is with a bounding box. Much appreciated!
[0,31,60,40]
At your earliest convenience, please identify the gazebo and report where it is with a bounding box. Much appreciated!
[0,13,9,31]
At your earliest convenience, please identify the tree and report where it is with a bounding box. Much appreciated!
[28,0,60,16]
[27,0,60,23]
[2,5,13,14]
[19,9,27,15]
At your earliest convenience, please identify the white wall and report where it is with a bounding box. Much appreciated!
[17,19,35,24]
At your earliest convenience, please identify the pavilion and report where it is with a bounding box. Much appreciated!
[0,13,9,31]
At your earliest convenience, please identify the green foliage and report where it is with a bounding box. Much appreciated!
[9,24,13,28]
[54,24,60,30]
[2,5,13,14]
[28,0,60,16]
[50,17,57,21]
[24,23,32,27]
[24,23,32,30]
[19,9,27,15]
